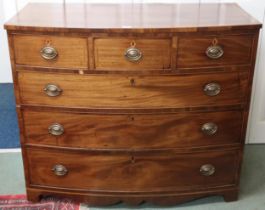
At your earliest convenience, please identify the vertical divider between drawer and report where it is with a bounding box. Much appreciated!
[88,37,95,70]
[171,36,178,72]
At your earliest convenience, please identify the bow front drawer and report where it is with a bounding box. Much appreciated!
[94,38,171,70]
[18,71,248,108]
[23,110,242,149]
[13,35,88,69]
[27,148,239,192]
[177,34,254,69]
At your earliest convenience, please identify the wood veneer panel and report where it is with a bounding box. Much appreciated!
[94,38,171,70]
[18,71,248,108]
[4,3,261,33]
[13,35,88,69]
[177,34,254,68]
[27,147,239,192]
[23,110,242,149]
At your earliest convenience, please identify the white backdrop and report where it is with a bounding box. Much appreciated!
[0,0,265,143]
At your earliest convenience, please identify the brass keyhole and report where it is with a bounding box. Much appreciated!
[212,38,218,46]
[44,39,52,46]
[130,40,136,47]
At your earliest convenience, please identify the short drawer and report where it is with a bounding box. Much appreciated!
[94,38,171,70]
[23,110,242,149]
[177,34,254,69]
[27,148,239,192]
[13,35,88,69]
[18,71,248,108]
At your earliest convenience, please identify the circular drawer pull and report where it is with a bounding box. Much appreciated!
[125,47,142,62]
[200,164,215,176]
[44,84,62,97]
[201,122,218,136]
[203,82,221,96]
[40,46,58,60]
[52,164,68,176]
[48,123,64,136]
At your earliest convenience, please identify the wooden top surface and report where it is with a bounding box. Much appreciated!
[4,3,261,33]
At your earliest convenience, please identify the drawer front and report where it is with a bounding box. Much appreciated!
[177,34,254,68]
[94,38,171,70]
[23,110,242,149]
[27,148,239,192]
[18,71,248,108]
[13,35,88,69]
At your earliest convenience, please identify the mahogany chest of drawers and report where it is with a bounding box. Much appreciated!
[5,3,262,206]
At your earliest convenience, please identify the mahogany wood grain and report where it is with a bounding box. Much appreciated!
[4,3,261,33]
[4,2,262,206]
[13,35,88,69]
[7,34,33,189]
[23,110,242,149]
[94,38,171,70]
[18,71,248,108]
[27,147,239,192]
[26,187,238,206]
[177,34,254,68]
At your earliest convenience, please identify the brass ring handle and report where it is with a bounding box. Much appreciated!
[203,82,221,96]
[125,47,142,62]
[200,164,215,176]
[52,164,68,176]
[201,122,218,136]
[44,84,62,97]
[206,45,224,59]
[40,46,58,60]
[48,123,64,136]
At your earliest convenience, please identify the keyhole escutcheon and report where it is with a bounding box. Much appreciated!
[130,78,136,86]
[131,156,135,164]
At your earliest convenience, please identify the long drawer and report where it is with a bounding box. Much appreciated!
[18,71,248,108]
[27,147,239,192]
[23,110,242,149]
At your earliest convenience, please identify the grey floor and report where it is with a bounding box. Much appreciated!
[1,145,265,210]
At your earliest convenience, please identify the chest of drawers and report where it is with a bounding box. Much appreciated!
[5,3,262,206]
